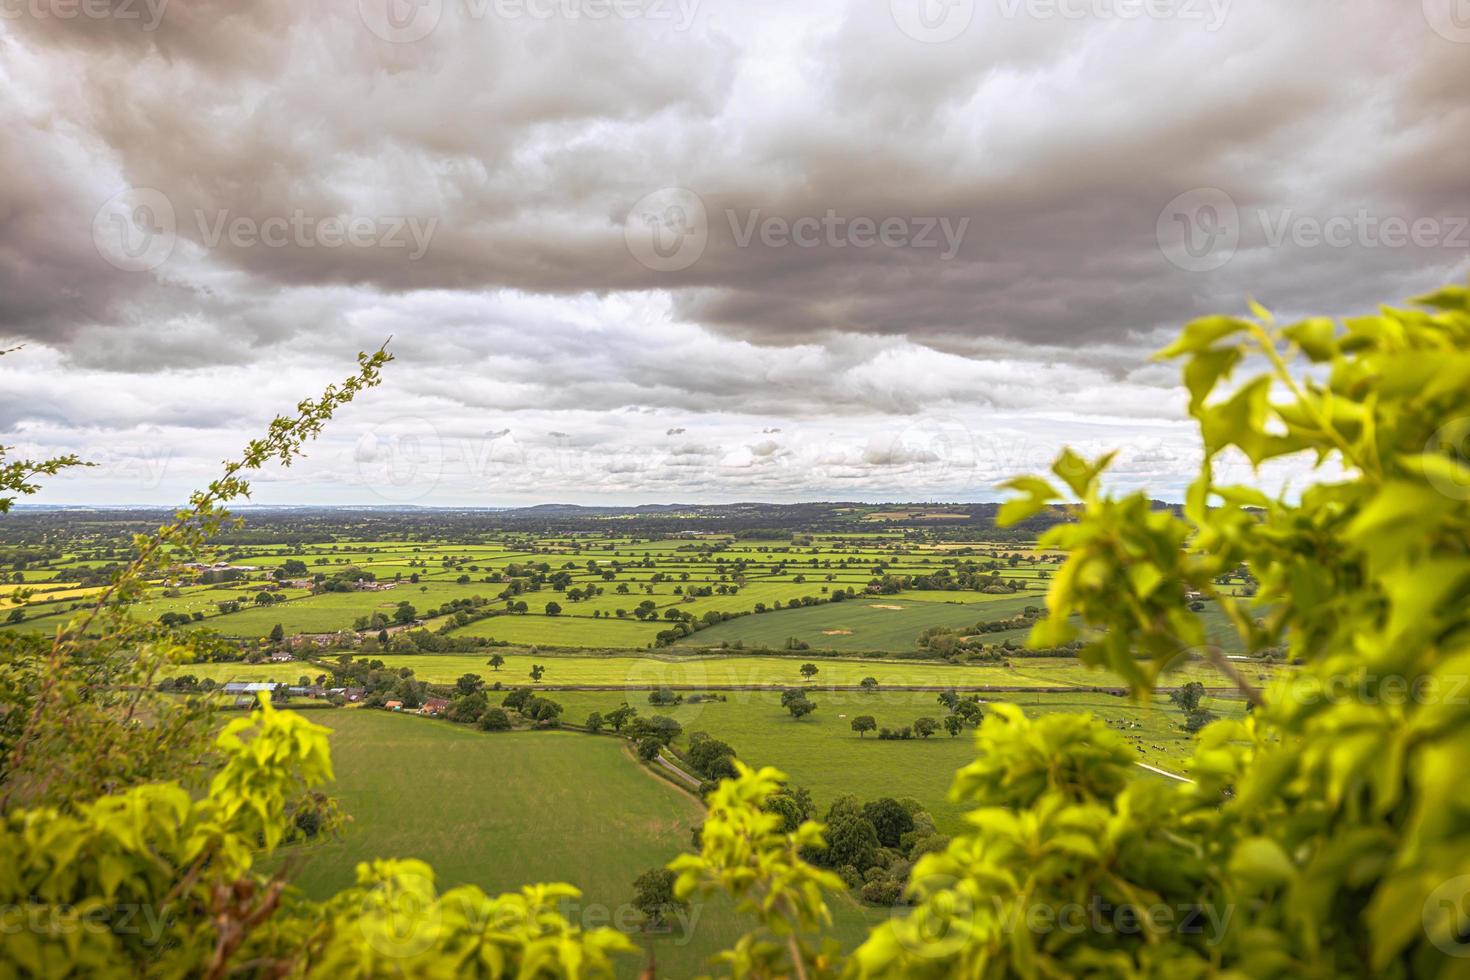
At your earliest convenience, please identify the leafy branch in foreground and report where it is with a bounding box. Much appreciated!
[849,283,1470,977]
[0,347,92,513]
[0,346,391,813]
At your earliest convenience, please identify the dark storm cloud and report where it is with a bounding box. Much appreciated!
[2,0,1468,504]
[4,0,1467,361]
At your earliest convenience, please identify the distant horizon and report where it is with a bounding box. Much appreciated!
[5,497,1181,512]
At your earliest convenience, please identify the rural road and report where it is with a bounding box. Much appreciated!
[1135,761,1193,782]
[653,752,701,788]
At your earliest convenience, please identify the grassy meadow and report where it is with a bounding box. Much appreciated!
[550,688,1247,834]
[282,708,879,977]
[168,650,1272,691]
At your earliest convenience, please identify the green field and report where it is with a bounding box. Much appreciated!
[450,614,664,648]
[549,689,1246,834]
[672,593,1044,652]
[283,708,878,977]
[169,650,1274,692]
[1,533,1066,656]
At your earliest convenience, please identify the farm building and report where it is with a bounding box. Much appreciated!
[222,681,279,708]
[420,698,451,716]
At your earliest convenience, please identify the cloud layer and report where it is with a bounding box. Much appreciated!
[1,0,1466,503]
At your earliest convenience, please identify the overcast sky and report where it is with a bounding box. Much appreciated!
[2,0,1467,506]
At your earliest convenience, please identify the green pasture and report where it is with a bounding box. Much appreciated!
[671,594,1045,652]
[551,689,1245,834]
[170,651,1274,694]
[284,708,876,977]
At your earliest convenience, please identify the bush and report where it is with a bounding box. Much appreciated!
[477,707,511,731]
[860,877,904,906]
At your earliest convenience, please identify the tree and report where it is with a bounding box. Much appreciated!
[606,703,637,732]
[953,698,983,725]
[487,654,505,671]
[821,813,879,872]
[850,715,876,738]
[1183,707,1217,733]
[377,628,389,645]
[785,696,816,719]
[631,868,686,928]
[943,714,963,737]
[1169,680,1205,714]
[799,663,818,681]
[392,601,417,625]
[634,715,683,744]
[912,716,938,739]
[859,676,878,692]
[545,601,562,616]
[862,798,914,847]
[454,673,484,697]
[477,707,512,731]
[584,712,604,733]
[445,691,487,724]
[687,735,738,780]
[529,663,545,683]
[636,737,662,761]
[268,623,284,643]
[525,697,562,724]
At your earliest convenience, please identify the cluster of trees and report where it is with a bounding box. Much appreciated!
[314,565,377,592]
[800,794,947,905]
[851,688,984,739]
[864,557,1038,595]
[155,674,221,694]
